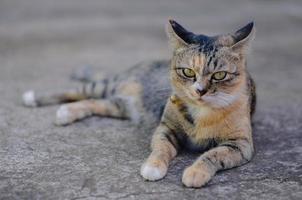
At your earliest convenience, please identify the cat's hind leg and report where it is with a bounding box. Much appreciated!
[55,97,129,125]
[22,80,107,107]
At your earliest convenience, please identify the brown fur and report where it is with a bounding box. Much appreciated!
[140,20,256,187]
[22,20,256,188]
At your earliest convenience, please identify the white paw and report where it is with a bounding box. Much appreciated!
[55,105,73,126]
[22,90,37,107]
[140,163,166,181]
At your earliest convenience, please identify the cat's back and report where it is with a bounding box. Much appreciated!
[121,60,172,120]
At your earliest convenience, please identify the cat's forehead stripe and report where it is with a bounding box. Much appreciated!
[192,54,205,71]
[176,46,225,73]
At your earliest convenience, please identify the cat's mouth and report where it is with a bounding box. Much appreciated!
[188,91,208,101]
[185,91,233,109]
[187,92,209,104]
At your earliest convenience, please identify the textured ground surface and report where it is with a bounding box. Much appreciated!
[0,0,302,199]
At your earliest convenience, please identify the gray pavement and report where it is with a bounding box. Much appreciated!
[0,0,301,199]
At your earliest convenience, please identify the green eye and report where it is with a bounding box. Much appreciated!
[212,71,227,80]
[182,68,195,78]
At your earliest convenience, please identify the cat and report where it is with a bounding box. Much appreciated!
[22,19,256,188]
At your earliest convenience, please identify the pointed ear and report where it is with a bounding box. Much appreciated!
[230,22,255,54]
[166,19,194,51]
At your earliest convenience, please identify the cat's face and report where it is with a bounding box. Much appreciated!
[167,20,254,108]
[171,47,243,108]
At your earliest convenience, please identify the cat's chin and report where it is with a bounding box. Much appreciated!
[201,92,239,109]
[187,95,227,109]
[186,96,208,106]
[178,93,232,109]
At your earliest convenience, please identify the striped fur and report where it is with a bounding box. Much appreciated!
[22,20,256,188]
[141,20,256,188]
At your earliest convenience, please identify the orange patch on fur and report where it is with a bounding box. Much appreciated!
[118,81,142,97]
[192,54,205,72]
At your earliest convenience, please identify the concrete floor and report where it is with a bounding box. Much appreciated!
[0,0,301,199]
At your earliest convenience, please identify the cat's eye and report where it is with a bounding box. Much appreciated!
[182,68,195,78]
[212,71,227,81]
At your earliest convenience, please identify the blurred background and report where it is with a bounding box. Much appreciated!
[0,0,301,199]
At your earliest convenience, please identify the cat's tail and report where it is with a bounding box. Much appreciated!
[22,80,108,107]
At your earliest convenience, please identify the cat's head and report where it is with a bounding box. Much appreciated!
[166,20,255,109]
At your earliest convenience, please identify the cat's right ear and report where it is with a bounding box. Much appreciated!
[166,19,193,52]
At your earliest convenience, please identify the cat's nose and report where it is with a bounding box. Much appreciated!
[194,83,207,96]
[196,88,207,96]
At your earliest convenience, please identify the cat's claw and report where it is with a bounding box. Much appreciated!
[55,105,73,126]
[140,162,167,181]
[22,90,37,107]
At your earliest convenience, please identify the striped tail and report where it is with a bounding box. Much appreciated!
[22,80,108,107]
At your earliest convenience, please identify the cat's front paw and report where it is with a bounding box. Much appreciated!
[55,105,74,126]
[140,158,167,181]
[22,90,37,107]
[182,164,212,188]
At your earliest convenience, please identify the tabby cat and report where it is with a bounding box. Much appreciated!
[22,20,256,188]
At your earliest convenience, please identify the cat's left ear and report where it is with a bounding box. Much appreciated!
[230,22,255,54]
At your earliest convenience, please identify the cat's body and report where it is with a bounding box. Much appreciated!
[23,60,171,125]
[22,20,256,188]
